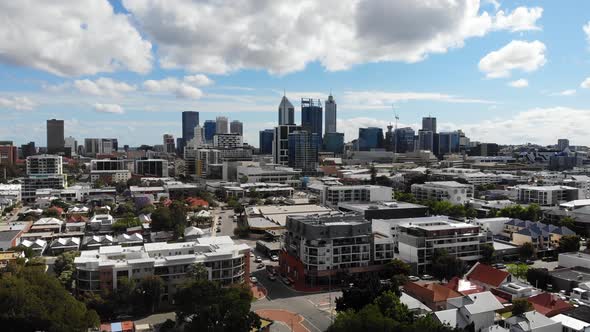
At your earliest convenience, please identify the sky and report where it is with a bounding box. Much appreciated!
[1,0,590,148]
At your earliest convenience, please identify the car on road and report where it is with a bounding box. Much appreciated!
[268,274,276,281]
[408,276,420,282]
[250,276,258,284]
[493,263,506,269]
[250,252,255,258]
[270,255,279,262]
[257,263,265,269]
[254,256,262,263]
[525,259,535,265]
[281,277,291,285]
[420,274,434,280]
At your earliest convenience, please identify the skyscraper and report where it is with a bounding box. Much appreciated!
[437,131,460,156]
[325,94,337,134]
[259,129,274,155]
[358,127,384,151]
[216,116,229,134]
[422,116,437,133]
[323,132,344,154]
[273,124,302,165]
[418,130,434,151]
[230,120,243,135]
[64,136,77,157]
[558,139,570,151]
[182,111,199,151]
[288,130,320,173]
[394,127,416,153]
[203,120,216,143]
[301,98,323,139]
[46,119,64,154]
[163,134,175,154]
[278,95,295,125]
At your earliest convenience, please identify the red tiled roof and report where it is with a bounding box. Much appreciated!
[67,215,88,223]
[186,197,209,208]
[527,293,573,317]
[404,281,462,303]
[443,277,485,295]
[466,262,509,287]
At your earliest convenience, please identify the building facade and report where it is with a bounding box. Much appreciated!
[323,132,344,154]
[230,120,243,135]
[358,127,384,151]
[23,155,66,201]
[259,129,274,155]
[288,130,319,173]
[278,95,295,125]
[203,120,216,143]
[163,134,175,154]
[215,116,229,134]
[301,98,323,140]
[321,185,393,206]
[411,181,474,204]
[213,133,243,149]
[47,119,65,154]
[273,124,302,166]
[325,94,337,134]
[515,185,579,206]
[181,111,199,152]
[135,159,169,178]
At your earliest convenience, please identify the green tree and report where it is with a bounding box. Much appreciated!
[112,216,142,233]
[518,242,536,260]
[50,199,69,210]
[126,177,142,187]
[480,243,495,264]
[151,206,172,232]
[559,235,580,253]
[239,175,248,184]
[174,279,261,332]
[394,192,417,203]
[0,266,99,332]
[136,276,164,314]
[54,251,80,291]
[507,263,529,281]
[512,298,532,316]
[431,250,465,281]
[169,200,188,239]
[187,262,209,280]
[560,216,575,229]
[370,165,377,185]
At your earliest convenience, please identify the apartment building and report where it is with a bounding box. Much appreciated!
[74,236,250,301]
[213,133,243,149]
[514,185,579,206]
[321,185,393,207]
[411,181,474,204]
[280,214,377,287]
[90,159,132,184]
[397,219,493,274]
[23,155,67,201]
[135,159,169,178]
[236,163,300,184]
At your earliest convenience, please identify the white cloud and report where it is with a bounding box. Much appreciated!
[584,22,590,43]
[494,7,543,32]
[122,0,540,75]
[0,96,36,110]
[507,79,528,88]
[478,40,546,78]
[342,91,494,106]
[73,78,136,97]
[0,1,152,77]
[143,75,213,99]
[581,77,590,89]
[551,89,576,96]
[93,103,124,114]
[183,74,214,87]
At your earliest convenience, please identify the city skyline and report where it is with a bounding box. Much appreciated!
[1,1,590,147]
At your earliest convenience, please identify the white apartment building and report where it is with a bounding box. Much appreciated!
[321,185,393,206]
[74,236,250,300]
[236,163,300,184]
[396,219,493,274]
[0,184,22,203]
[514,185,579,206]
[90,159,132,184]
[411,181,474,204]
[213,133,243,149]
[23,155,67,201]
[64,136,77,156]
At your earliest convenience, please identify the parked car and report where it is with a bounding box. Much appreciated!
[408,275,420,282]
[281,277,291,285]
[250,276,258,284]
[493,263,506,269]
[268,274,276,281]
[420,274,434,280]
[525,259,535,265]
[257,263,265,269]
[255,256,262,263]
[270,255,279,262]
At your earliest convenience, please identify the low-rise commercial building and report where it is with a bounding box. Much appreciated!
[338,201,428,220]
[514,185,579,206]
[321,185,393,207]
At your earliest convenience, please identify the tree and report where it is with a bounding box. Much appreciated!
[188,263,209,280]
[526,268,550,290]
[136,276,164,314]
[169,200,188,239]
[560,216,575,229]
[480,243,495,264]
[559,235,580,253]
[151,206,172,232]
[511,298,532,316]
[175,279,261,332]
[0,266,99,332]
[126,177,142,187]
[115,182,128,194]
[50,199,69,210]
[54,251,80,291]
[370,165,377,185]
[507,263,529,281]
[239,175,248,184]
[431,250,464,281]
[518,242,536,260]
[394,192,417,203]
[112,216,142,233]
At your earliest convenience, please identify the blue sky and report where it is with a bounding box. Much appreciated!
[1,0,590,147]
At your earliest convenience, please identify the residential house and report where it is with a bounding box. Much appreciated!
[465,262,511,290]
[434,291,504,331]
[503,311,561,332]
[20,239,47,256]
[527,293,573,317]
[82,235,115,249]
[89,214,114,232]
[117,233,144,247]
[49,237,80,254]
[403,281,462,311]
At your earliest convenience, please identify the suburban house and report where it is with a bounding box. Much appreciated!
[466,262,511,290]
[527,293,573,317]
[503,311,561,332]
[434,291,504,331]
[403,281,462,311]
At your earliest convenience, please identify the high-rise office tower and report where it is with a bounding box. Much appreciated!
[230,120,243,135]
[64,136,77,157]
[273,124,302,165]
[46,119,64,154]
[418,130,434,151]
[0,141,17,166]
[358,127,384,151]
[422,116,437,133]
[21,142,36,158]
[204,120,216,143]
[163,134,175,154]
[323,132,344,154]
[324,94,337,134]
[259,129,274,155]
[558,139,570,151]
[301,98,323,139]
[394,127,415,153]
[288,130,320,172]
[181,111,199,153]
[437,131,460,156]
[216,116,229,134]
[278,95,295,125]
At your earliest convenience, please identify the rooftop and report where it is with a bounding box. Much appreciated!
[337,201,427,211]
[466,262,510,288]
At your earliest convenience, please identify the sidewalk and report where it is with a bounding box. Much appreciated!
[256,309,309,332]
[251,283,267,300]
